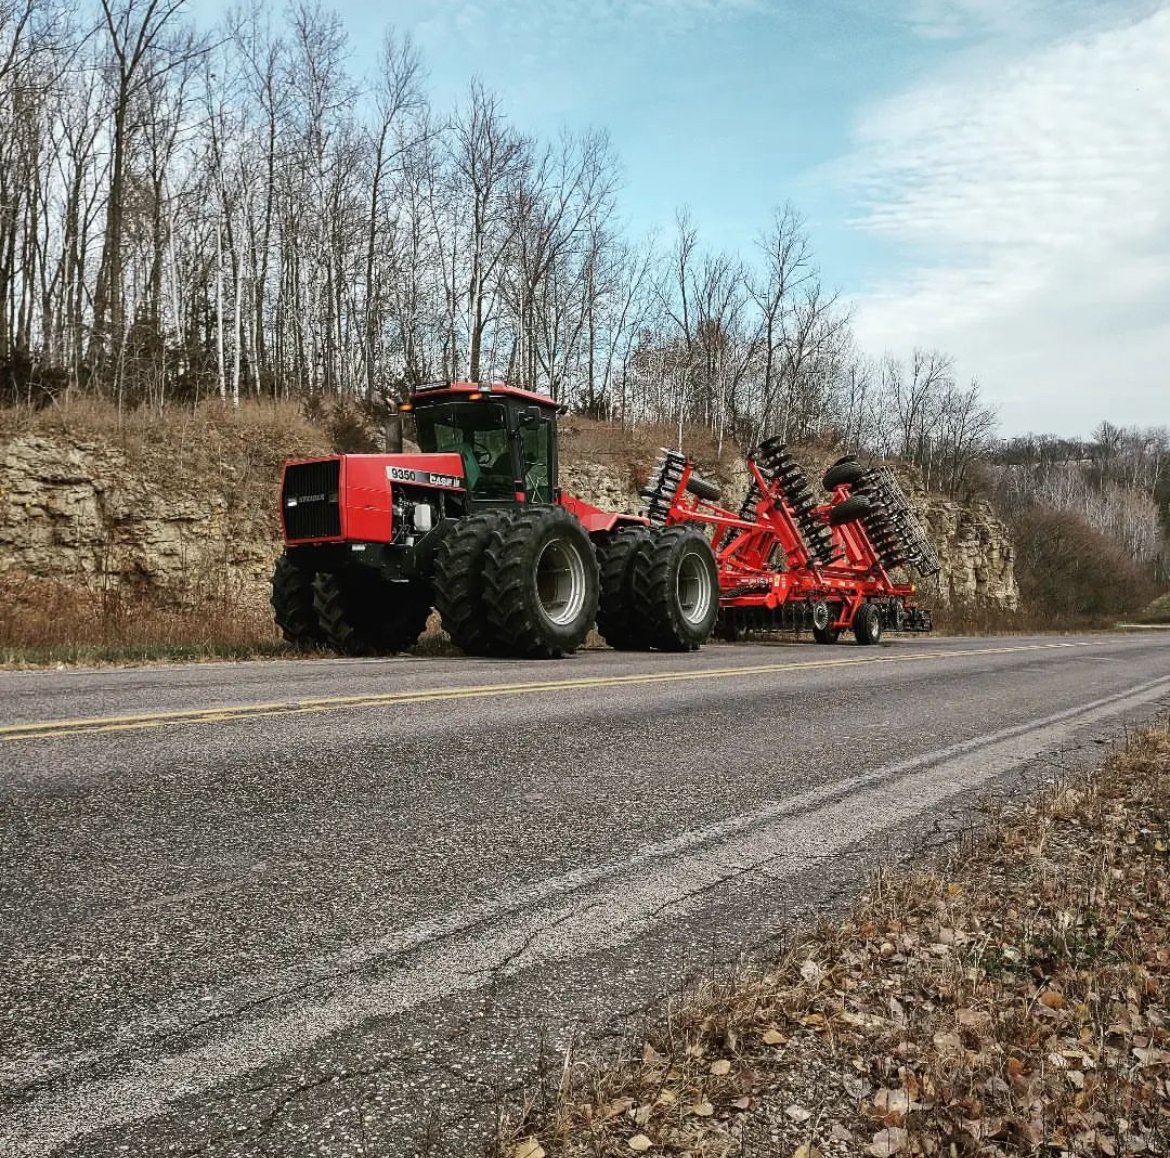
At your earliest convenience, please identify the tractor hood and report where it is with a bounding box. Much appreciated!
[280,452,466,545]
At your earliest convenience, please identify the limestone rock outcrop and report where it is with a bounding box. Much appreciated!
[1,429,1017,615]
[0,434,278,607]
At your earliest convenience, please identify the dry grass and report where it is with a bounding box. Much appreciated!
[501,726,1170,1157]
[0,395,328,493]
[559,416,746,494]
[930,604,1122,636]
[1136,593,1170,626]
[0,573,284,667]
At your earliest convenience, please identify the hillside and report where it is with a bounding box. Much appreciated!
[0,402,1018,660]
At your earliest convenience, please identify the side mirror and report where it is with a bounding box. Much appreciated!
[518,406,544,428]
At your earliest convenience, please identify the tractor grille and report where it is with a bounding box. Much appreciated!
[282,458,341,540]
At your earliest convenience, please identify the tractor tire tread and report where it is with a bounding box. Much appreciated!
[482,507,599,659]
[434,512,509,656]
[271,555,322,648]
[596,527,652,650]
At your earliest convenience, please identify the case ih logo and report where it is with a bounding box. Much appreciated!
[385,466,462,489]
[285,493,327,507]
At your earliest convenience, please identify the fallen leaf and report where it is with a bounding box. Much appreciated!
[785,1104,812,1123]
[932,1030,962,1055]
[732,1095,752,1110]
[599,1099,634,1122]
[873,1088,911,1116]
[800,958,824,984]
[840,1010,885,1029]
[513,1139,545,1158]
[793,1146,824,1158]
[762,1028,787,1046]
[642,1044,662,1065]
[1133,1047,1170,1066]
[1040,990,1066,1010]
[709,1058,731,1076]
[867,1127,908,1156]
[628,1135,652,1153]
[689,1101,714,1118]
[956,1008,989,1027]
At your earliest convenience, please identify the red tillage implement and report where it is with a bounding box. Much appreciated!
[640,436,940,645]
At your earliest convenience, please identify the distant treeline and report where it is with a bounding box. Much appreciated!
[2,0,1000,493]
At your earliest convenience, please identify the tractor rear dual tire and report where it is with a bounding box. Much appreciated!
[482,507,600,659]
[629,526,720,652]
[596,527,652,650]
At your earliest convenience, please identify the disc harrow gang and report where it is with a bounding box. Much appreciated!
[641,449,690,526]
[754,438,839,566]
[854,466,942,577]
[640,440,938,644]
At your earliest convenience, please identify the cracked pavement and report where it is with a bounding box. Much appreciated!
[2,632,1169,1156]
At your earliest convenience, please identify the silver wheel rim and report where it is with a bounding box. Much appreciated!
[677,550,713,627]
[536,537,587,626]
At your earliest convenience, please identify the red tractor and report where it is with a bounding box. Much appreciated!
[271,382,722,658]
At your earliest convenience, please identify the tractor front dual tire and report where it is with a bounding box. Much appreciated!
[434,511,509,656]
[271,554,323,648]
[314,572,431,656]
[630,526,720,652]
[482,507,600,659]
[595,527,651,650]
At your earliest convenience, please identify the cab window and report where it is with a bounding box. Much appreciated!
[414,402,514,499]
[521,419,552,504]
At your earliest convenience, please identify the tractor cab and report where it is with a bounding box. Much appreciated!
[402,382,560,506]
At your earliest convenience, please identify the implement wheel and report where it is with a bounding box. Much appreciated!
[630,526,719,651]
[271,554,322,649]
[685,473,722,502]
[822,459,866,490]
[482,507,600,658]
[853,602,883,646]
[434,512,509,656]
[596,526,651,650]
[313,572,431,656]
[829,494,872,526]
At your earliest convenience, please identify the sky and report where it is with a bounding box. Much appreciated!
[196,0,1170,437]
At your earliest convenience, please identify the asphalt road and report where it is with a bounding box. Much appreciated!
[2,632,1169,1157]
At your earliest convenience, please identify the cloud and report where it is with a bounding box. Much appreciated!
[899,0,1096,39]
[845,3,1170,434]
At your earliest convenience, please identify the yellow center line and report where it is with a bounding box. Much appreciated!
[0,641,1095,743]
